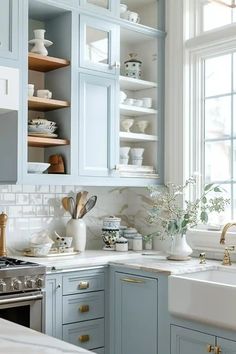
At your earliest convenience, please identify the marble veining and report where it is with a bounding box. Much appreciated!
[0,318,93,353]
[18,250,220,274]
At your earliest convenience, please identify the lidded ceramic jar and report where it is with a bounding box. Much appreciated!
[116,237,128,252]
[102,216,121,251]
[133,234,143,251]
[124,53,142,79]
[123,228,138,250]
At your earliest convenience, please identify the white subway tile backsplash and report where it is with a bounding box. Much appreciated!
[16,194,29,205]
[1,185,145,255]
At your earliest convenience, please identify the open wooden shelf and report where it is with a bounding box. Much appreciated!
[28,136,70,147]
[28,53,70,72]
[28,97,70,112]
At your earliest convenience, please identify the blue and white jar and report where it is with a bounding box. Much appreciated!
[124,53,142,79]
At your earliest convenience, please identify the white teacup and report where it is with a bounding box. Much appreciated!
[28,84,34,97]
[120,147,131,158]
[124,98,134,106]
[128,11,140,23]
[130,148,144,158]
[37,89,52,99]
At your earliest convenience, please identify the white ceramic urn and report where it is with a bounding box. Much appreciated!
[66,219,86,252]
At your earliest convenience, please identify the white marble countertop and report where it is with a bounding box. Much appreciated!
[16,250,222,275]
[0,318,93,353]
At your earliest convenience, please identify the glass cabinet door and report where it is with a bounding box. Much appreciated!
[80,15,119,75]
[80,0,118,16]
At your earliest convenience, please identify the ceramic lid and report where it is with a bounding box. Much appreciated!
[124,228,137,234]
[103,216,121,222]
[116,237,128,244]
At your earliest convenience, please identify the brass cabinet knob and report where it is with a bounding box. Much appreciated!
[79,305,90,313]
[207,344,214,352]
[214,346,222,354]
[79,334,90,343]
[79,281,89,290]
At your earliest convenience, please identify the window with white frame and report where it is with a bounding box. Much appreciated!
[187,0,236,224]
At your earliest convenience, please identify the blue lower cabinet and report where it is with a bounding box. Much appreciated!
[45,274,63,339]
[63,318,104,350]
[114,272,158,354]
[217,337,236,354]
[171,326,215,354]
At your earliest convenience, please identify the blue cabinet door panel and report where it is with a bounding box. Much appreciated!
[114,272,158,354]
[217,337,236,354]
[171,325,215,354]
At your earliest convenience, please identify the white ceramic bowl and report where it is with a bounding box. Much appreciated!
[29,243,52,256]
[130,148,144,158]
[120,157,129,165]
[124,98,134,106]
[28,162,50,174]
[120,146,130,157]
[142,97,152,108]
[28,125,57,133]
[134,99,143,107]
[121,118,134,132]
[136,120,149,133]
[131,157,143,166]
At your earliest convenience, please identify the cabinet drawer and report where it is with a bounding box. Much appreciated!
[93,348,104,354]
[63,291,104,324]
[63,318,104,350]
[63,270,104,295]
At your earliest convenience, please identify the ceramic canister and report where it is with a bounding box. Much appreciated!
[124,53,142,79]
[103,216,121,230]
[123,228,138,250]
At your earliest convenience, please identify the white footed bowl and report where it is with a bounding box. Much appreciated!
[121,118,134,132]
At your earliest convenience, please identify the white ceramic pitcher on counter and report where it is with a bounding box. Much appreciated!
[66,219,86,252]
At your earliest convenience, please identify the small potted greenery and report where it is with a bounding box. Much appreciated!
[147,177,230,260]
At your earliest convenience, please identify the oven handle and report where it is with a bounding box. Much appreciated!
[0,293,43,305]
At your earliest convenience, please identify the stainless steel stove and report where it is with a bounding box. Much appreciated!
[0,257,46,332]
[0,257,45,293]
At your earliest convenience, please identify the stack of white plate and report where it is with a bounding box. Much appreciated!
[28,118,58,138]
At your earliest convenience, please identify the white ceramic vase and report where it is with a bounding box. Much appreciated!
[66,219,86,252]
[167,234,192,261]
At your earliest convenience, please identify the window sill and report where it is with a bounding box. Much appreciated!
[187,228,236,251]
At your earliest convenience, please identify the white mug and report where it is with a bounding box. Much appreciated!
[28,84,34,97]
[37,89,52,99]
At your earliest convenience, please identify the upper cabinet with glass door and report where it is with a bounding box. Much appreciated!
[80,0,119,17]
[79,15,120,75]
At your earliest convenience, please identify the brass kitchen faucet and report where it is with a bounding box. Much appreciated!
[220,222,236,265]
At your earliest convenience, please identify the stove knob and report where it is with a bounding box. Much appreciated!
[12,279,22,291]
[36,277,44,288]
[26,279,36,289]
[0,281,6,292]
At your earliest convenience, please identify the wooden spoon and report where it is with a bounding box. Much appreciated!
[76,191,88,219]
[62,197,69,211]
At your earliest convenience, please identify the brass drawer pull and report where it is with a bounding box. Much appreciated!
[79,334,90,343]
[79,281,89,289]
[214,346,222,354]
[79,305,90,313]
[121,278,145,284]
[206,344,214,352]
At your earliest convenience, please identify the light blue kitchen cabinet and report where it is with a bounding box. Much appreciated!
[171,325,236,354]
[45,274,63,339]
[171,326,215,354]
[0,0,19,60]
[79,15,120,75]
[80,0,119,17]
[113,272,158,354]
[78,73,118,177]
[217,337,236,353]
